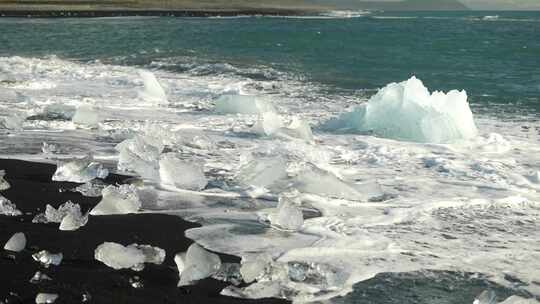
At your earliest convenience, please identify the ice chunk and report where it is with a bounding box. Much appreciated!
[174,252,186,276]
[33,250,63,267]
[40,103,76,120]
[116,135,162,180]
[35,293,58,304]
[32,201,88,231]
[59,210,88,231]
[178,243,221,286]
[323,76,478,143]
[221,281,282,299]
[159,153,207,191]
[138,70,168,105]
[213,263,243,285]
[129,276,144,289]
[0,113,24,130]
[29,271,52,284]
[52,156,109,183]
[0,195,22,216]
[280,117,314,142]
[252,114,314,142]
[236,156,288,191]
[270,192,304,231]
[240,254,273,283]
[72,104,101,127]
[252,112,284,136]
[73,180,107,197]
[94,242,165,271]
[0,170,10,191]
[4,232,26,252]
[90,184,141,215]
[215,94,275,114]
[528,171,540,184]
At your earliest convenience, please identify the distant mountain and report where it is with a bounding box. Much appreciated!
[313,0,469,11]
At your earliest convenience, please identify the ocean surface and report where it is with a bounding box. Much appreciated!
[0,11,539,303]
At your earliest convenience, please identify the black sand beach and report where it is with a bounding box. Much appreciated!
[0,159,289,304]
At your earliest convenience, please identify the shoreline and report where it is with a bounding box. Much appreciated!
[0,158,289,304]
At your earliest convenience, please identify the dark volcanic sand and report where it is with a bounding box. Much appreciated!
[0,159,288,304]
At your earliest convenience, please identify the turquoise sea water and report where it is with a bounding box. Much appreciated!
[1,11,539,116]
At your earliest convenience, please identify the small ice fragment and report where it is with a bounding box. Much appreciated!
[473,290,497,304]
[215,94,275,115]
[129,276,144,289]
[72,104,101,127]
[52,156,108,183]
[32,201,88,231]
[59,210,88,231]
[116,135,162,180]
[270,192,303,231]
[94,242,165,271]
[323,76,478,143]
[73,180,107,197]
[33,250,63,267]
[221,281,282,299]
[138,70,168,105]
[4,232,26,252]
[178,243,221,286]
[0,195,22,216]
[29,271,52,284]
[90,184,141,215]
[35,293,58,304]
[212,263,243,285]
[81,291,91,303]
[174,252,186,276]
[240,254,273,283]
[159,153,207,191]
[0,170,10,191]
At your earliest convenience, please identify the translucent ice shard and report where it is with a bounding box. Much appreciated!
[215,94,275,114]
[0,170,10,191]
[159,153,207,191]
[324,76,478,143]
[72,104,101,127]
[174,252,186,276]
[252,112,284,136]
[90,184,141,215]
[29,271,52,284]
[32,250,63,267]
[32,201,88,231]
[4,232,26,252]
[178,243,221,286]
[0,195,22,216]
[138,70,168,105]
[116,135,162,180]
[213,263,243,285]
[221,281,282,299]
[35,293,58,304]
[52,156,109,183]
[270,192,304,231]
[279,117,314,142]
[73,180,107,197]
[240,254,273,283]
[235,156,288,191]
[59,210,88,231]
[94,242,165,271]
[252,113,314,141]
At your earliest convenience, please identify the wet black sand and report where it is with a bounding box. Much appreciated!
[0,159,288,304]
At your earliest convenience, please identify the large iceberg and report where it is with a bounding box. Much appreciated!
[215,94,275,115]
[90,184,141,215]
[323,76,478,143]
[94,242,165,271]
[138,70,168,105]
[52,156,108,183]
[159,153,208,191]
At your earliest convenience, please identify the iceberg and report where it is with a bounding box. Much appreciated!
[178,243,221,286]
[215,94,275,115]
[4,232,26,252]
[52,156,108,183]
[0,195,22,216]
[0,170,10,191]
[159,153,207,191]
[90,184,141,215]
[116,135,162,180]
[32,250,63,267]
[35,293,59,304]
[94,242,165,271]
[72,104,101,127]
[323,76,478,143]
[138,70,168,105]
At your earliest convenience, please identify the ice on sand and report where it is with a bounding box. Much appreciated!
[52,156,108,183]
[33,250,63,267]
[159,153,207,191]
[270,192,304,231]
[72,104,101,127]
[30,271,52,284]
[323,76,478,143]
[90,184,141,215]
[178,243,221,286]
[116,135,162,180]
[4,232,26,252]
[0,170,10,191]
[32,201,88,231]
[0,195,22,216]
[215,94,275,114]
[94,242,165,271]
[35,293,58,304]
[138,70,168,105]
